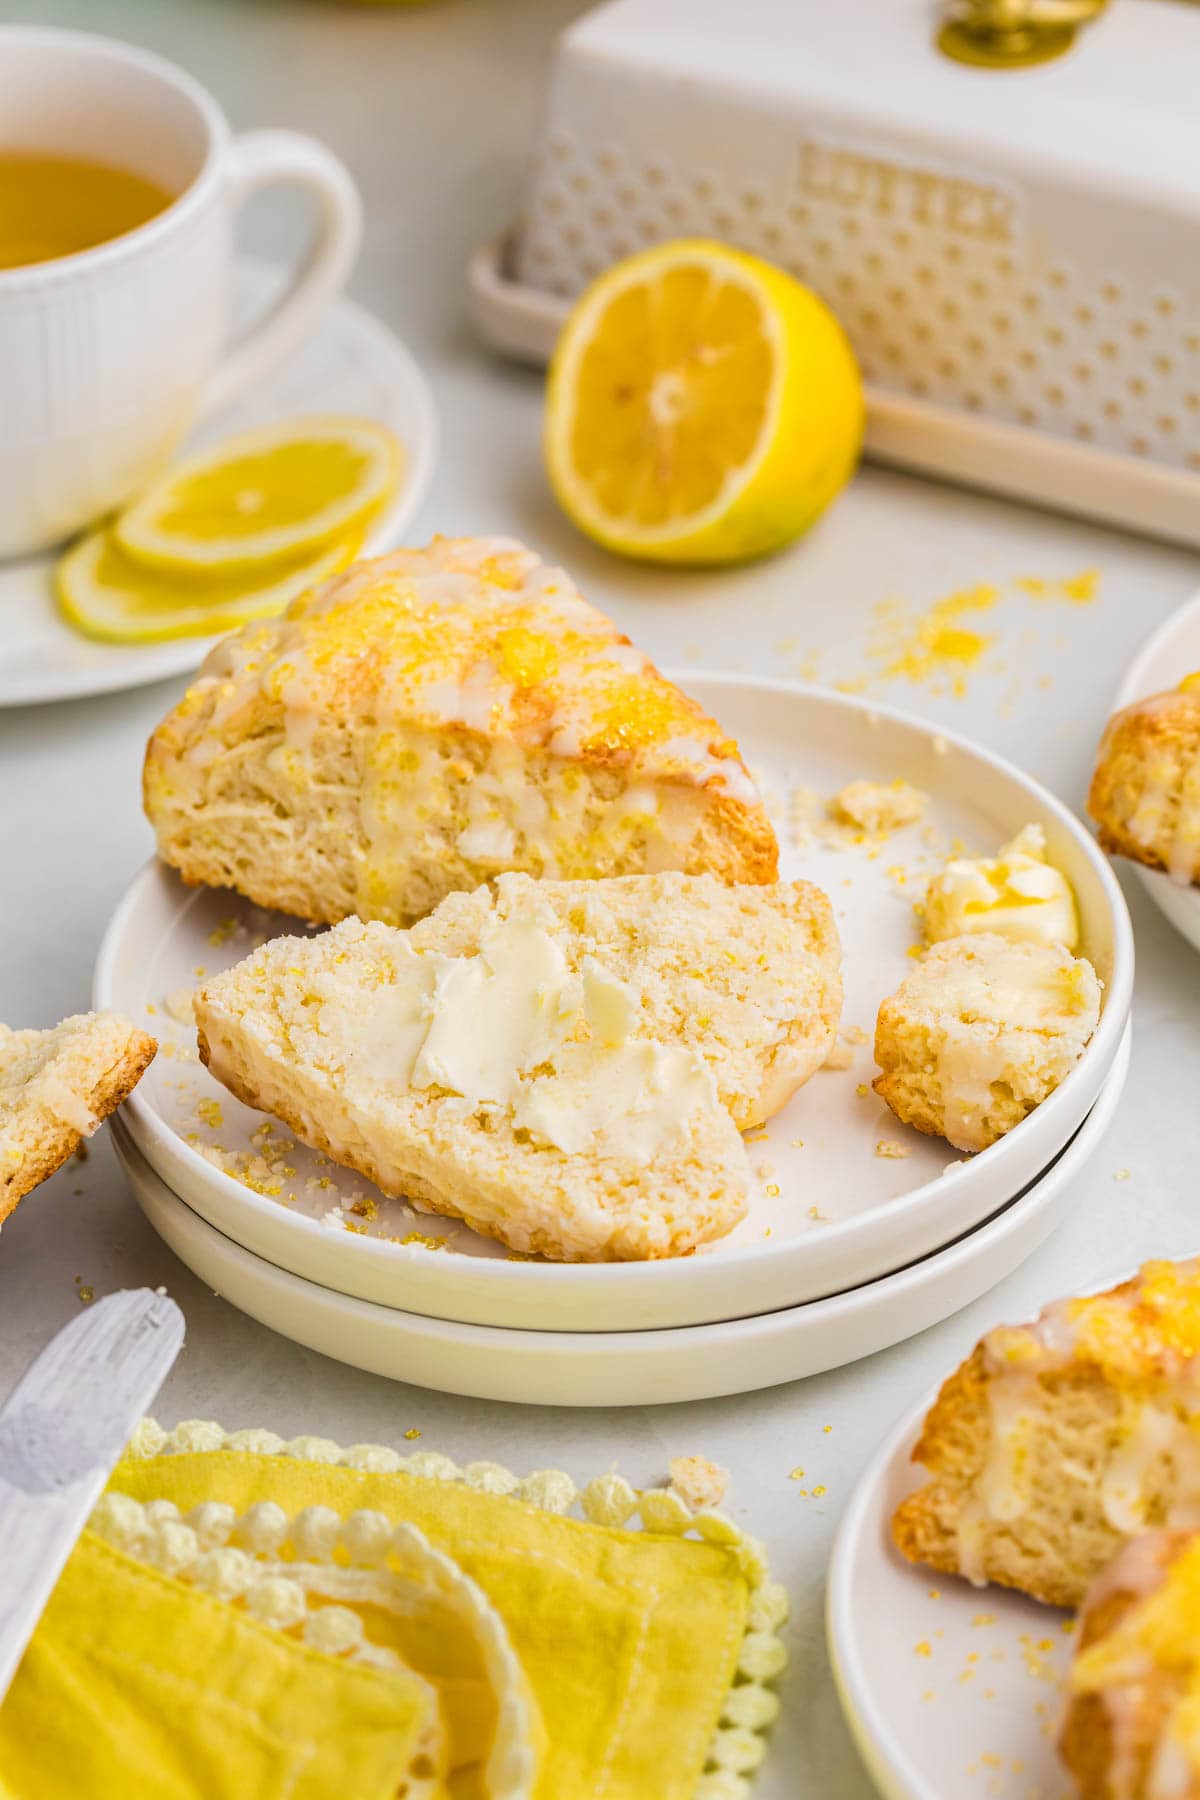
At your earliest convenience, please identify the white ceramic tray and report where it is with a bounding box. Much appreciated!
[0,255,437,709]
[112,1023,1127,1406]
[96,675,1133,1333]
[1113,587,1200,957]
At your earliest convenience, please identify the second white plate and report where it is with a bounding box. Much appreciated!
[1115,587,1200,956]
[96,676,1133,1333]
[114,1022,1128,1407]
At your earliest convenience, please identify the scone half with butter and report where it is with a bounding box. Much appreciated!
[893,1259,1200,1610]
[873,933,1101,1153]
[194,871,842,1262]
[145,535,778,928]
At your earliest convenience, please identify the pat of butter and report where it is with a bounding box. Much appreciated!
[924,824,1079,951]
[515,1039,715,1159]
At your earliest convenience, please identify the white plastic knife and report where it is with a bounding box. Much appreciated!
[0,1287,184,1700]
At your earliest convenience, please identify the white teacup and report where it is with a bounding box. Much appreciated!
[0,26,362,560]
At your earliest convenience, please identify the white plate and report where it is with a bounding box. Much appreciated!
[0,255,437,709]
[830,1391,1089,1800]
[112,1023,1128,1407]
[1114,588,1200,956]
[96,676,1133,1332]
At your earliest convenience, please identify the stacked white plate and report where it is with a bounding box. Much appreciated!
[96,676,1133,1406]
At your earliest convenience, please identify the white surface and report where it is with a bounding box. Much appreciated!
[828,1390,1082,1800]
[0,27,360,559]
[1112,588,1200,957]
[0,254,437,706]
[3,1,1200,1795]
[96,674,1131,1332]
[112,1028,1128,1405]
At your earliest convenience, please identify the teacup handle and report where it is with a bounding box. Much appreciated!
[201,129,362,418]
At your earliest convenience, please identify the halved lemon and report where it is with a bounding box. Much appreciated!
[113,415,402,572]
[57,525,359,644]
[545,239,864,565]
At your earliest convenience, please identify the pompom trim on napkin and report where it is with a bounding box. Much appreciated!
[126,1419,789,1799]
[88,1489,535,1800]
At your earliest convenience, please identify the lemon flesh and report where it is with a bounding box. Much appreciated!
[545,239,864,565]
[57,527,359,644]
[113,414,402,572]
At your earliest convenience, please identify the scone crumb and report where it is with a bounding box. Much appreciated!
[668,1455,729,1511]
[164,987,196,1026]
[403,1427,421,1441]
[875,1138,911,1159]
[832,778,928,834]
[1113,1167,1131,1182]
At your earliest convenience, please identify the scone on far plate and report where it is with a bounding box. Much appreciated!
[194,871,842,1262]
[1,1012,156,1220]
[144,535,778,928]
[1061,1529,1200,1799]
[872,933,1101,1153]
[1089,678,1200,885]
[892,1259,1200,1610]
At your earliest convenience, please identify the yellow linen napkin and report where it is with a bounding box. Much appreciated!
[110,1423,788,1800]
[0,1529,442,1800]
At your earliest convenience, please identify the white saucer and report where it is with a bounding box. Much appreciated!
[1115,588,1200,956]
[112,1023,1128,1406]
[0,255,437,709]
[96,674,1133,1332]
[830,1398,1083,1800]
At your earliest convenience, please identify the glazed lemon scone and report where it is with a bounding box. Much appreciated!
[194,871,842,1261]
[923,824,1080,950]
[0,1012,157,1220]
[892,1260,1200,1610]
[872,933,1101,1153]
[1089,677,1200,884]
[1061,1530,1200,1799]
[144,535,778,928]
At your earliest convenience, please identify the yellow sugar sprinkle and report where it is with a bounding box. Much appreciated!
[928,1589,941,1601]
[972,1613,997,1627]
[197,1099,224,1130]
[823,1424,832,1433]
[914,1640,932,1658]
[192,965,207,979]
[1113,1167,1131,1182]
[404,1428,421,1441]
[78,1285,94,1305]
[789,1467,805,1480]
[350,1196,379,1221]
[145,1003,157,1016]
[921,1689,936,1703]
[812,1484,827,1497]
[856,1083,869,1098]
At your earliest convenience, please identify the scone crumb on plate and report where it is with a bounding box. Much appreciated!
[1113,1167,1131,1181]
[164,987,196,1026]
[875,1138,912,1159]
[668,1455,729,1511]
[832,778,928,834]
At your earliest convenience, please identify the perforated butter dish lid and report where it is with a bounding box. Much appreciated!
[472,0,1200,547]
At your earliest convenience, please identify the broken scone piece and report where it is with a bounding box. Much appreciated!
[195,871,842,1262]
[0,1012,157,1220]
[1089,676,1200,885]
[873,933,1100,1153]
[832,779,927,835]
[923,823,1079,951]
[893,1259,1200,1611]
[1061,1529,1200,1799]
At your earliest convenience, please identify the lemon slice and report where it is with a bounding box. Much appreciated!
[544,239,864,565]
[57,525,359,644]
[113,415,402,571]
